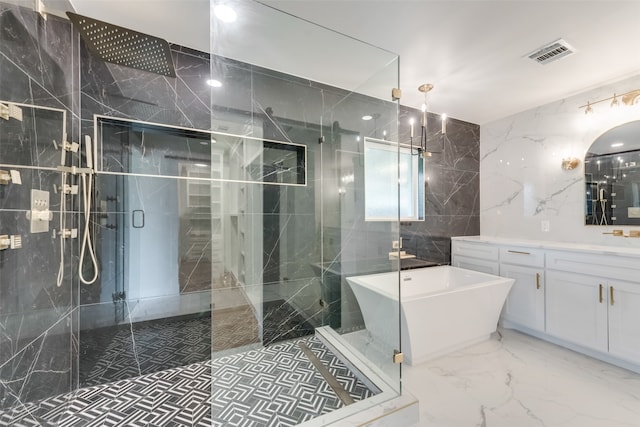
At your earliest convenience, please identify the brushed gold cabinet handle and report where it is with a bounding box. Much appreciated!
[599,284,603,303]
[508,250,531,255]
[610,286,615,306]
[536,272,541,290]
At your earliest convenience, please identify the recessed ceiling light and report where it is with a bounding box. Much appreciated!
[214,4,237,23]
[362,115,373,121]
[207,79,222,87]
[611,142,624,148]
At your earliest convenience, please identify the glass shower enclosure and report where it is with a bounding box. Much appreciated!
[208,1,404,424]
[0,0,406,425]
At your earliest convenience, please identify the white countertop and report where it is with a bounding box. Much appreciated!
[452,235,640,258]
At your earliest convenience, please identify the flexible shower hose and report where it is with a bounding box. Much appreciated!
[56,172,67,287]
[79,171,99,284]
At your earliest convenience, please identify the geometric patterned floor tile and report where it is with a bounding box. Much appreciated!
[211,335,376,426]
[80,300,314,388]
[0,335,378,427]
[79,314,212,387]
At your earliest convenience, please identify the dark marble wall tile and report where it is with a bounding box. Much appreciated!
[0,6,74,110]
[425,165,479,217]
[0,313,72,410]
[0,2,77,412]
[399,106,480,265]
[0,175,75,408]
[80,42,215,133]
[0,103,67,169]
[256,81,400,330]
[0,176,76,353]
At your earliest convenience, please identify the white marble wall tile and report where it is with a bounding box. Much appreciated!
[481,73,640,247]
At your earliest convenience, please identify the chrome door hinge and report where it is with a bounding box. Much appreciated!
[391,88,402,101]
[393,349,404,364]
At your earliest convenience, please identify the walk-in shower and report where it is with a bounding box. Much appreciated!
[0,1,413,425]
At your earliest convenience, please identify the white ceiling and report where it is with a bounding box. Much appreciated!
[64,0,640,125]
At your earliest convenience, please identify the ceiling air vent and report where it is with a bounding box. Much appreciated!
[526,39,575,65]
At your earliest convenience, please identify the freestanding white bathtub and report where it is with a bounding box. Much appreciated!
[346,266,514,365]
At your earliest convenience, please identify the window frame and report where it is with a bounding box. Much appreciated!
[364,137,425,222]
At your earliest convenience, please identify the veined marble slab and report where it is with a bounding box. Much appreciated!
[453,235,640,257]
[404,328,640,427]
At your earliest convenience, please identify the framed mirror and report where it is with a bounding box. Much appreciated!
[585,120,640,226]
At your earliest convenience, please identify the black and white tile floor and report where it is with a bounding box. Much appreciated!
[80,301,314,387]
[80,314,212,387]
[2,335,377,427]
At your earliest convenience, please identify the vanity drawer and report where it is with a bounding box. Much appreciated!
[451,241,499,261]
[499,247,545,267]
[452,255,499,275]
[546,250,640,283]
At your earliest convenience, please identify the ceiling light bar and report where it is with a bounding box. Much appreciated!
[579,89,640,113]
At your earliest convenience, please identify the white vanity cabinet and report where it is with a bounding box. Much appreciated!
[451,237,640,373]
[451,240,499,275]
[545,250,640,364]
[608,280,640,362]
[498,247,545,332]
[545,270,608,352]
[451,240,545,331]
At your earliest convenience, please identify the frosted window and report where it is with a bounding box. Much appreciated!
[364,138,424,221]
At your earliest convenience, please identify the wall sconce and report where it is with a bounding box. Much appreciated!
[579,89,640,113]
[561,157,580,170]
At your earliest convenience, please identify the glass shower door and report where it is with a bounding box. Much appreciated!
[210,0,404,425]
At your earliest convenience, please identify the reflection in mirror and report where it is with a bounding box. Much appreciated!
[585,120,640,226]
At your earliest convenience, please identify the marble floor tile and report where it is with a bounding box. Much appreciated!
[404,328,640,427]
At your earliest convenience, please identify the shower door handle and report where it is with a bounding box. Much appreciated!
[132,210,145,228]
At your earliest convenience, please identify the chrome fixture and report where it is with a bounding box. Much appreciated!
[409,83,445,157]
[409,83,432,157]
[0,234,22,251]
[0,102,23,121]
[580,89,640,114]
[0,170,11,185]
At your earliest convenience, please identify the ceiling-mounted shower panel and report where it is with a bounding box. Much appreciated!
[67,12,176,77]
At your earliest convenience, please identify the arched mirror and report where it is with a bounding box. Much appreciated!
[585,120,640,225]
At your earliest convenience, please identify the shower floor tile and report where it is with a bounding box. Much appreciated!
[80,313,212,387]
[1,335,377,427]
[80,299,314,387]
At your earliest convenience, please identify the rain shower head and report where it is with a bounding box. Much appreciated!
[66,12,176,78]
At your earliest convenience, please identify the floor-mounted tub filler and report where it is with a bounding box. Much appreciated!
[347,266,514,365]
